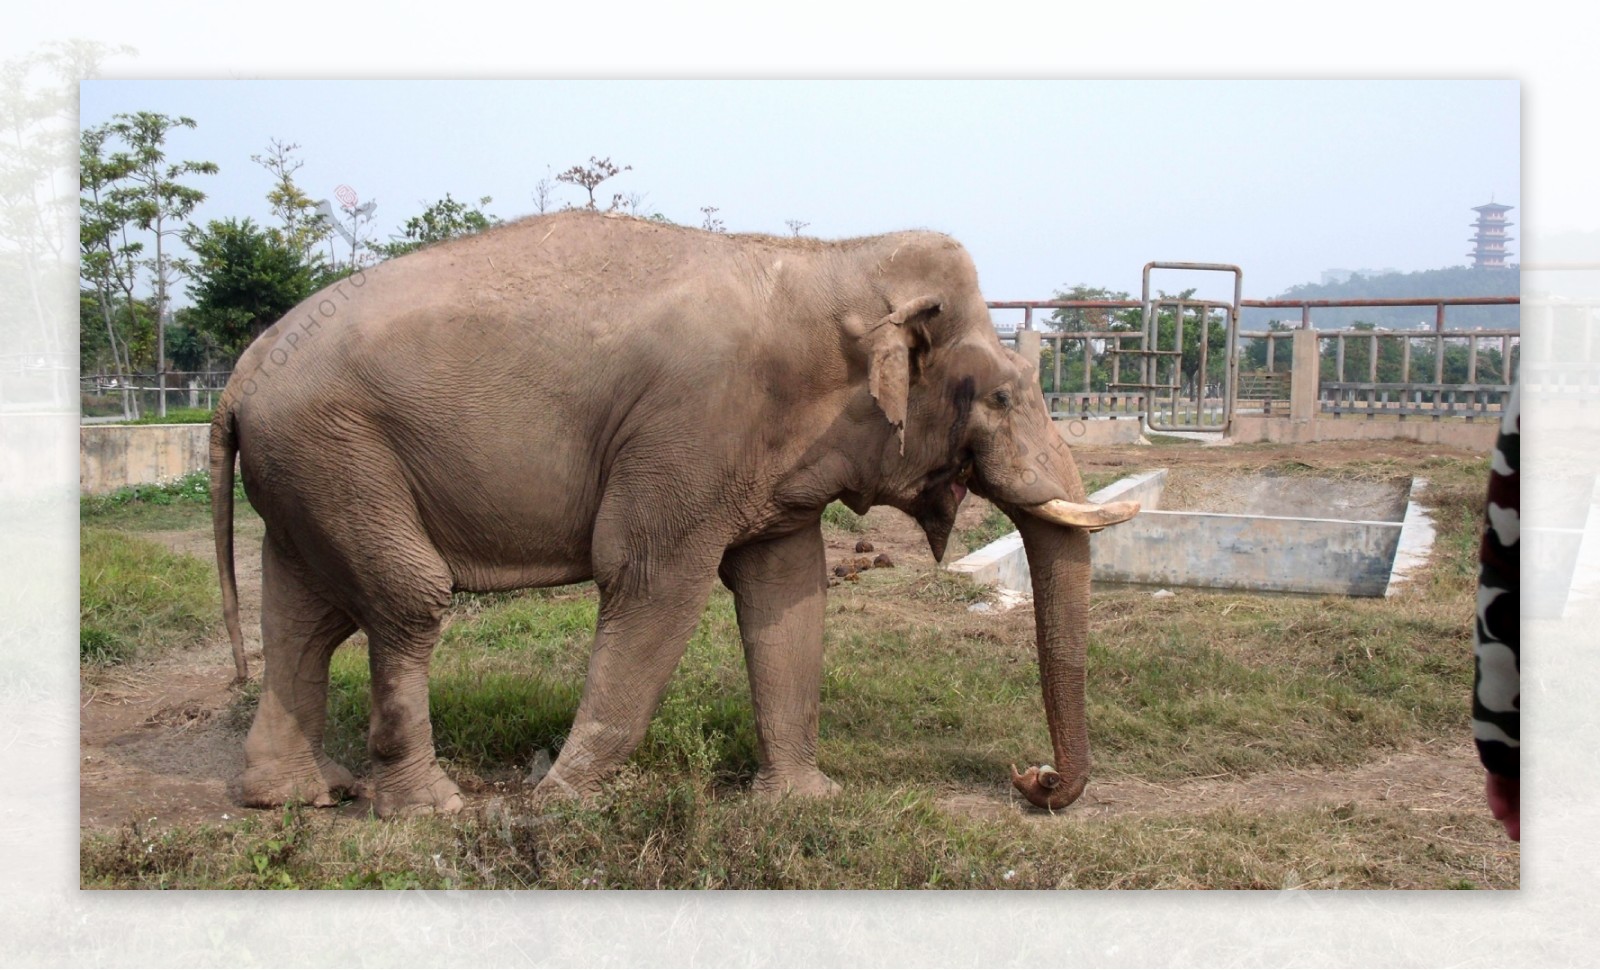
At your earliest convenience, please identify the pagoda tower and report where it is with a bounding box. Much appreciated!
[1469,201,1514,269]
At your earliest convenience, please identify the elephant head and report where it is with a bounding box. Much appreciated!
[849,238,1139,810]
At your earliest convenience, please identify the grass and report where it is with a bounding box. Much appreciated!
[79,788,1513,890]
[108,406,216,425]
[79,443,1516,890]
[80,527,219,666]
[821,501,867,534]
[956,503,1013,554]
[82,469,255,532]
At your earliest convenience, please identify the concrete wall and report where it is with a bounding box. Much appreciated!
[951,468,1420,598]
[1089,509,1402,597]
[1384,479,1437,597]
[80,423,210,495]
[1053,417,1146,446]
[1230,414,1497,451]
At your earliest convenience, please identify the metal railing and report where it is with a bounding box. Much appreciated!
[990,301,1150,419]
[80,371,232,421]
[1235,297,1520,422]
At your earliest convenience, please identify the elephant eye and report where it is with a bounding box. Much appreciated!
[991,388,1012,409]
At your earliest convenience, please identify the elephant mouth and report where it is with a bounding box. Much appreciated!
[910,457,975,562]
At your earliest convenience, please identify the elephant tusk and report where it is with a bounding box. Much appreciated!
[1027,498,1140,530]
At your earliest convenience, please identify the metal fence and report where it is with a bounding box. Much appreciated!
[1236,297,1519,422]
[80,371,232,421]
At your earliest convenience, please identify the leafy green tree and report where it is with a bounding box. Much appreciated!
[1043,284,1225,397]
[1046,284,1139,333]
[166,306,223,372]
[104,111,217,415]
[79,123,144,413]
[1242,320,1294,373]
[251,138,330,268]
[180,217,318,359]
[373,194,500,259]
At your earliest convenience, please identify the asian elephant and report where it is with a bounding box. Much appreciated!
[210,210,1138,817]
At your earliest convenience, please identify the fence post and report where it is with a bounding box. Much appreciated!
[1290,327,1319,422]
[1017,329,1042,379]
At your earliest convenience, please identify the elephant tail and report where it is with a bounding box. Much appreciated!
[211,401,248,684]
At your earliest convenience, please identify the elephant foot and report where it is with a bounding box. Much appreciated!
[751,766,842,800]
[528,766,604,807]
[371,764,464,818]
[239,753,361,809]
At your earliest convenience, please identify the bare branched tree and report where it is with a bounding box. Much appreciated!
[619,191,651,216]
[785,219,809,237]
[700,206,725,233]
[555,156,632,210]
[532,166,558,214]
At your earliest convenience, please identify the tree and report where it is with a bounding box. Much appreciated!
[1044,285,1140,394]
[785,219,809,237]
[1042,284,1225,398]
[104,111,217,415]
[700,206,725,233]
[252,138,329,267]
[79,122,143,415]
[532,166,558,214]
[1242,319,1294,373]
[1047,284,1139,333]
[373,194,499,259]
[555,156,631,211]
[180,217,317,359]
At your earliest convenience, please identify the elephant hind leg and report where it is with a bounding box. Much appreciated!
[239,534,360,808]
[363,608,464,818]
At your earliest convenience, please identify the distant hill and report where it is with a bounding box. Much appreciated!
[1242,266,1520,331]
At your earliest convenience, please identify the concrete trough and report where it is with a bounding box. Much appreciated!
[949,468,1435,598]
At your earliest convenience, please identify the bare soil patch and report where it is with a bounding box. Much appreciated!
[936,739,1487,822]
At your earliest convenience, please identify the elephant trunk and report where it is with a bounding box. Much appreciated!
[1009,513,1094,810]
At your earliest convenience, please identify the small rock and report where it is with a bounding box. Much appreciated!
[1152,588,1176,599]
[872,553,894,569]
[832,564,853,578]
[526,748,553,785]
[854,539,875,554]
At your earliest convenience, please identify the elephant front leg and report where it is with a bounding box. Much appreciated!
[536,557,721,801]
[719,524,840,799]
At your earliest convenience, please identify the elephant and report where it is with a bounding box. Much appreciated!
[209,209,1139,817]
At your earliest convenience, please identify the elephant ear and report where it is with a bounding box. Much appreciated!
[866,294,943,454]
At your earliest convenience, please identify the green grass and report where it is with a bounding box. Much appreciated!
[821,501,867,534]
[80,527,219,665]
[109,406,216,425]
[80,445,1515,889]
[1146,433,1201,447]
[957,503,1013,554]
[81,469,254,532]
[79,790,1513,890]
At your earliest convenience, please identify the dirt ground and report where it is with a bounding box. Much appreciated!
[80,436,1497,834]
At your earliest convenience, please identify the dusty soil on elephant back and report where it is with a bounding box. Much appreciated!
[78,436,1498,839]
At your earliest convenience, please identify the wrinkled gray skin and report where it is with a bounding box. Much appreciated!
[211,211,1137,817]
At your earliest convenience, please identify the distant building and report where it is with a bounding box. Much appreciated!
[1469,202,1514,269]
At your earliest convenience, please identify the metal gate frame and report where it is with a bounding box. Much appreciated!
[1117,261,1242,433]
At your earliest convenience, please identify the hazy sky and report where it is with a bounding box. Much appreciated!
[81,80,1517,320]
